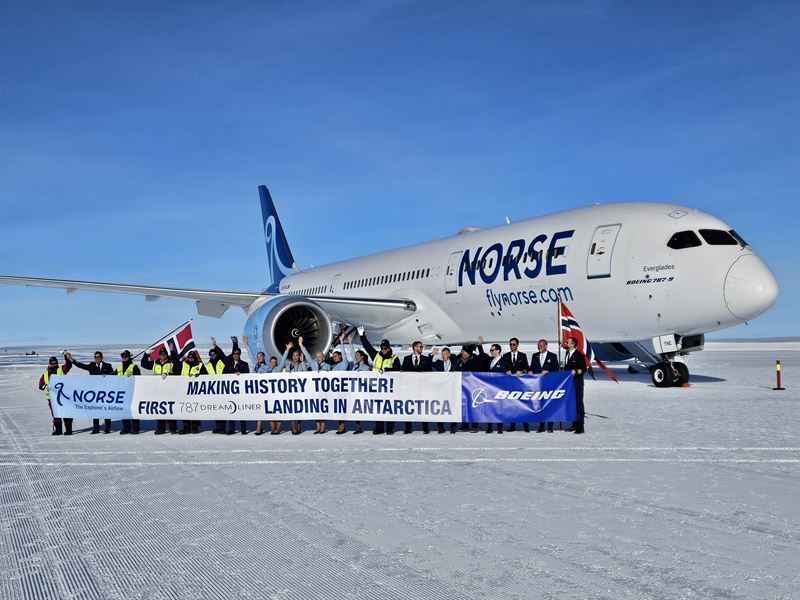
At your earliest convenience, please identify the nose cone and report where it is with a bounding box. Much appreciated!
[724,255,779,320]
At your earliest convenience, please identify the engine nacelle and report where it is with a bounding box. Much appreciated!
[243,296,333,361]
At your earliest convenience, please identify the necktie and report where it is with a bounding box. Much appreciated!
[513,353,516,364]
[414,356,418,368]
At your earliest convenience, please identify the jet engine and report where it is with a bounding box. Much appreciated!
[243,296,333,360]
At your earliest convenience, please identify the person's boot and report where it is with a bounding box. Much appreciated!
[64,419,73,436]
[52,420,63,436]
[120,421,131,435]
[91,419,100,434]
[191,422,199,434]
[523,423,530,433]
[178,424,191,435]
[486,425,493,434]
[537,423,546,433]
[132,420,140,435]
[450,423,457,434]
[507,423,517,432]
[103,419,111,434]
[422,423,430,434]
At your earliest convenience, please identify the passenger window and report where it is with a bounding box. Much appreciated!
[699,229,737,245]
[667,231,702,249]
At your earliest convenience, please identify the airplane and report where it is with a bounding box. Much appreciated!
[0,185,779,387]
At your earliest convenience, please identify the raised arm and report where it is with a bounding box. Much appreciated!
[298,337,317,372]
[358,326,378,359]
[276,343,291,372]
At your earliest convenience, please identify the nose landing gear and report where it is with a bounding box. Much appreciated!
[650,361,690,387]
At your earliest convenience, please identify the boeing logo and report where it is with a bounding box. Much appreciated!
[458,229,575,287]
[471,388,498,408]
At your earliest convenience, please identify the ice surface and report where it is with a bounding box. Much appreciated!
[0,343,797,599]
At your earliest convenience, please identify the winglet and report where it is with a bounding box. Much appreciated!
[258,185,298,293]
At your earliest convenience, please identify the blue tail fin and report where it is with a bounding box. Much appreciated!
[258,185,297,293]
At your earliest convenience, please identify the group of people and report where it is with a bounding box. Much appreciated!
[38,327,587,437]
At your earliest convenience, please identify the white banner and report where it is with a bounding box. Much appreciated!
[131,371,463,422]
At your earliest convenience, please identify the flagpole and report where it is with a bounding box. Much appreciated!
[131,319,193,360]
[557,298,562,368]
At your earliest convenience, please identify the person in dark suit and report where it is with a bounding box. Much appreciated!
[455,345,482,432]
[66,350,115,433]
[484,343,507,434]
[430,347,455,433]
[401,341,432,434]
[530,339,560,432]
[224,342,250,435]
[503,337,529,432]
[563,336,587,434]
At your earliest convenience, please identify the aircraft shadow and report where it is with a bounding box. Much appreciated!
[616,370,727,384]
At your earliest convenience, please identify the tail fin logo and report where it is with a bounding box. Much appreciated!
[263,215,294,284]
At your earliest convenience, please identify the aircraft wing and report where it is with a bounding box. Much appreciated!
[0,275,417,325]
[0,275,264,317]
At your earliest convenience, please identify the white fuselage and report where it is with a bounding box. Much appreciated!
[252,202,778,346]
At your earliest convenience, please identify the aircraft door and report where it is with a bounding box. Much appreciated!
[445,251,462,294]
[587,224,621,279]
[330,273,342,294]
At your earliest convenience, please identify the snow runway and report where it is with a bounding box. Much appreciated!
[1,342,797,599]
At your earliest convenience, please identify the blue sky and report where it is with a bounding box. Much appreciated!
[1,0,798,347]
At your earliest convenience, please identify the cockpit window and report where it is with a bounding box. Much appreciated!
[699,229,738,245]
[667,230,702,250]
[729,230,748,247]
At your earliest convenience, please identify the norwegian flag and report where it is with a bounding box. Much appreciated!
[559,301,619,383]
[146,320,197,361]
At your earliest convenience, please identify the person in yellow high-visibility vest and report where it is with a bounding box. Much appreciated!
[357,326,400,435]
[141,342,179,434]
[178,350,204,435]
[206,339,229,434]
[38,356,73,435]
[116,350,141,435]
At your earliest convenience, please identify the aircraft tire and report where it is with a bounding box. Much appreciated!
[650,363,672,388]
[673,362,690,385]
